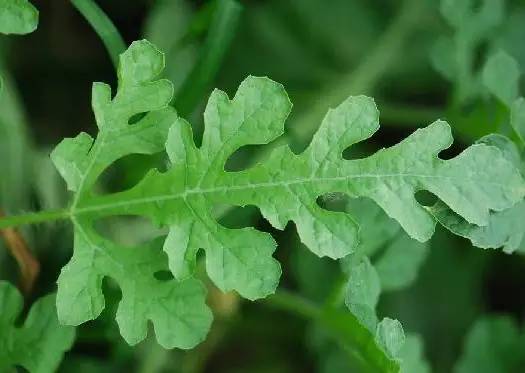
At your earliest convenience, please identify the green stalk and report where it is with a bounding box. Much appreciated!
[243,0,427,161]
[289,0,426,145]
[0,209,69,229]
[265,290,398,373]
[174,0,242,116]
[70,0,126,68]
[265,289,321,319]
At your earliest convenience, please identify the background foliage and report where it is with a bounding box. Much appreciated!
[1,0,525,372]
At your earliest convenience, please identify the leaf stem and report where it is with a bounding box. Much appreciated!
[264,289,321,319]
[265,290,398,373]
[70,0,126,68]
[0,208,70,229]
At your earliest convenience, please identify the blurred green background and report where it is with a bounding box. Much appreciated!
[1,0,525,372]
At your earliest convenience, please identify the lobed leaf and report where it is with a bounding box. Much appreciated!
[432,0,504,103]
[0,282,75,373]
[52,39,525,348]
[90,90,523,273]
[431,135,525,253]
[52,40,212,349]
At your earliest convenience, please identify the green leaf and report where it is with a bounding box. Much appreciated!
[319,308,400,373]
[476,134,522,169]
[102,91,522,255]
[432,200,525,254]
[345,198,400,257]
[454,316,525,373]
[344,257,380,331]
[431,135,525,253]
[511,97,525,145]
[0,282,75,373]
[432,0,504,103]
[52,40,212,349]
[375,318,405,359]
[482,51,521,107]
[375,233,429,292]
[399,334,430,373]
[52,40,524,347]
[0,0,38,35]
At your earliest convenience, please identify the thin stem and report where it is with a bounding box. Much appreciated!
[236,0,426,166]
[290,0,426,144]
[0,208,69,229]
[70,0,126,68]
[0,210,40,294]
[174,0,242,116]
[264,289,321,319]
[265,290,398,373]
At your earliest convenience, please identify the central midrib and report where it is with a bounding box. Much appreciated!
[71,171,516,216]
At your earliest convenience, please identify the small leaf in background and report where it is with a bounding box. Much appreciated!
[0,0,38,35]
[344,256,380,331]
[375,317,405,359]
[0,282,75,373]
[482,51,521,107]
[511,97,525,144]
[375,233,429,292]
[454,316,525,373]
[432,0,505,104]
[399,334,431,373]
[345,198,400,257]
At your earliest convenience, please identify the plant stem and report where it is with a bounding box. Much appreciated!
[265,290,398,373]
[264,289,321,319]
[174,0,242,116]
[289,0,426,145]
[70,0,126,68]
[0,208,69,229]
